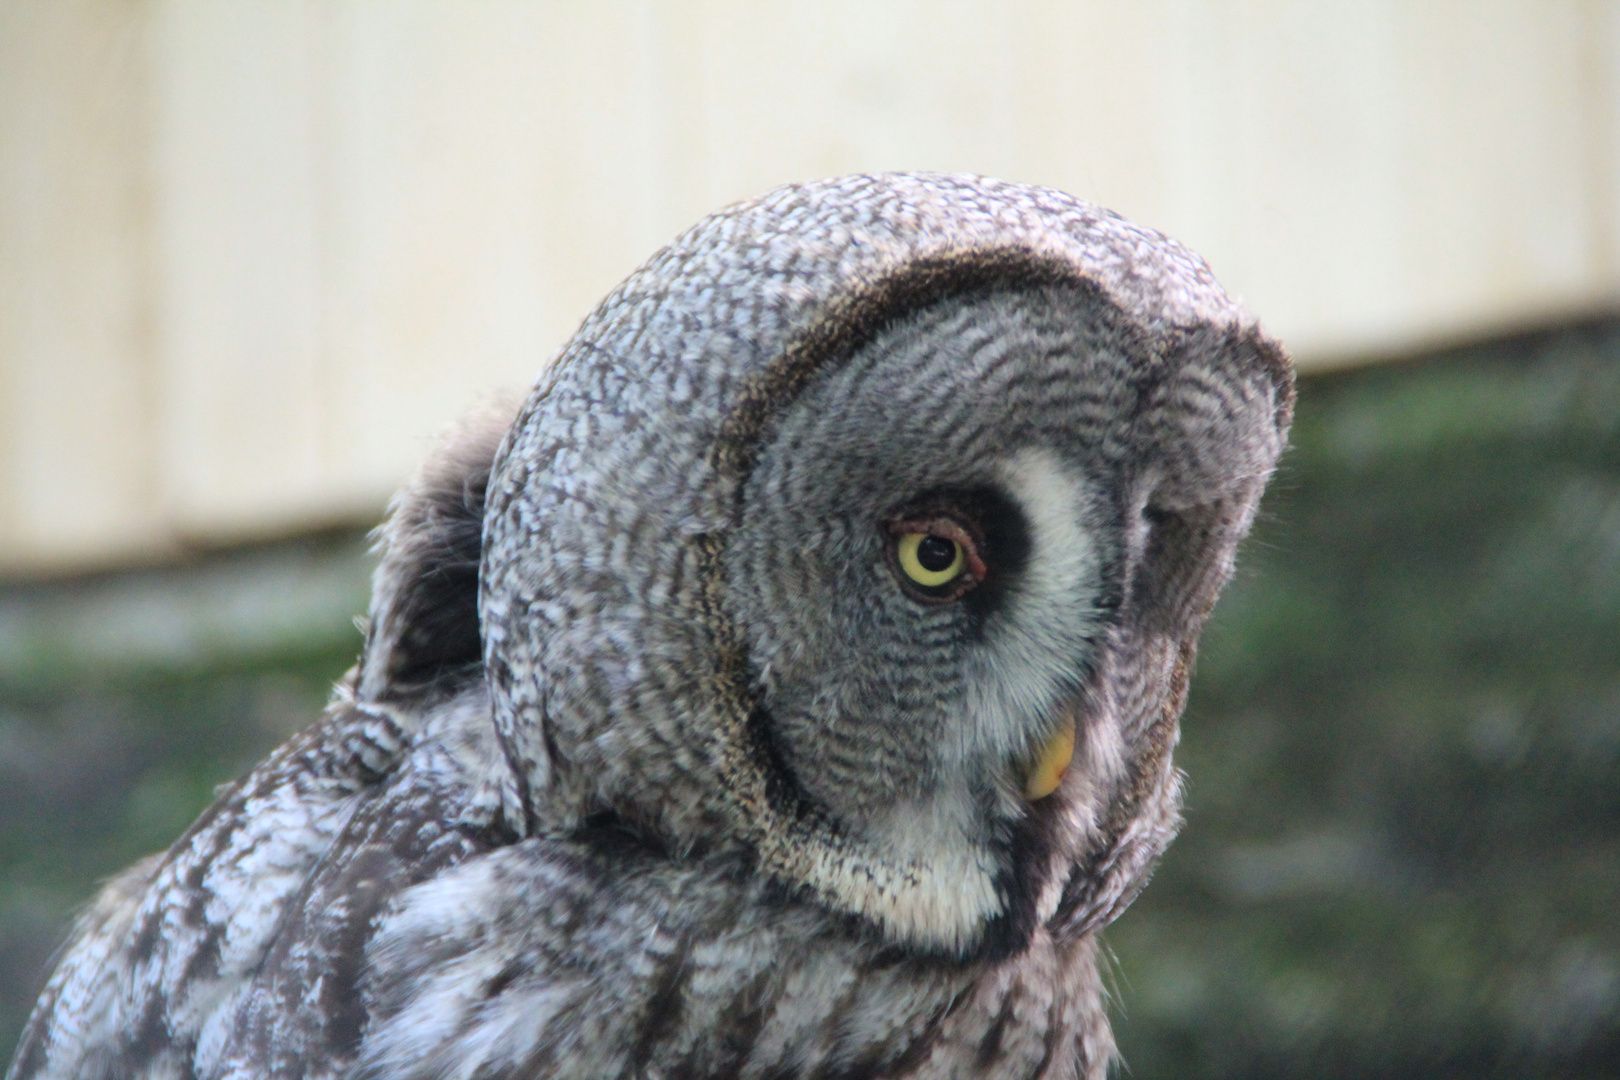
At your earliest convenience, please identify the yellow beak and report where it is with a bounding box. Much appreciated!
[1024,717,1076,801]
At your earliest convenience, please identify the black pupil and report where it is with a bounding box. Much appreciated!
[916,535,958,573]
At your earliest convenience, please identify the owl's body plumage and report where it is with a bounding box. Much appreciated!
[9,174,1291,1080]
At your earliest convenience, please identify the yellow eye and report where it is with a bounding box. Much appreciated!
[896,531,965,587]
[888,515,985,601]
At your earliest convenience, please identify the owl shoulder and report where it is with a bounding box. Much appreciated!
[8,694,425,1080]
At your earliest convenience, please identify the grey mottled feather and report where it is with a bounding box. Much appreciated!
[9,173,1291,1080]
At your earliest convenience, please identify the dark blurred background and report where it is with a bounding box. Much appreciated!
[1110,321,1620,1078]
[3,3,1618,1076]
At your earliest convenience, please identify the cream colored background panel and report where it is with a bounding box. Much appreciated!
[152,1,328,534]
[0,2,165,565]
[319,2,667,505]
[2,0,1617,573]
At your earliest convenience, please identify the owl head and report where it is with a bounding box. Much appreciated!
[375,174,1290,960]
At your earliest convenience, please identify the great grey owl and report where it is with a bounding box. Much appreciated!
[9,173,1291,1080]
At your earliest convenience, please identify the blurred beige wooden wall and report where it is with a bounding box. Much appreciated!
[3,0,1618,575]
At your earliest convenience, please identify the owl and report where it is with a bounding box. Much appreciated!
[8,173,1291,1080]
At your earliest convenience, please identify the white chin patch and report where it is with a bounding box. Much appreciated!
[958,447,1106,767]
[790,823,1005,954]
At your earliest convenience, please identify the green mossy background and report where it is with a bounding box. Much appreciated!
[3,324,1617,1076]
[1113,323,1620,1078]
